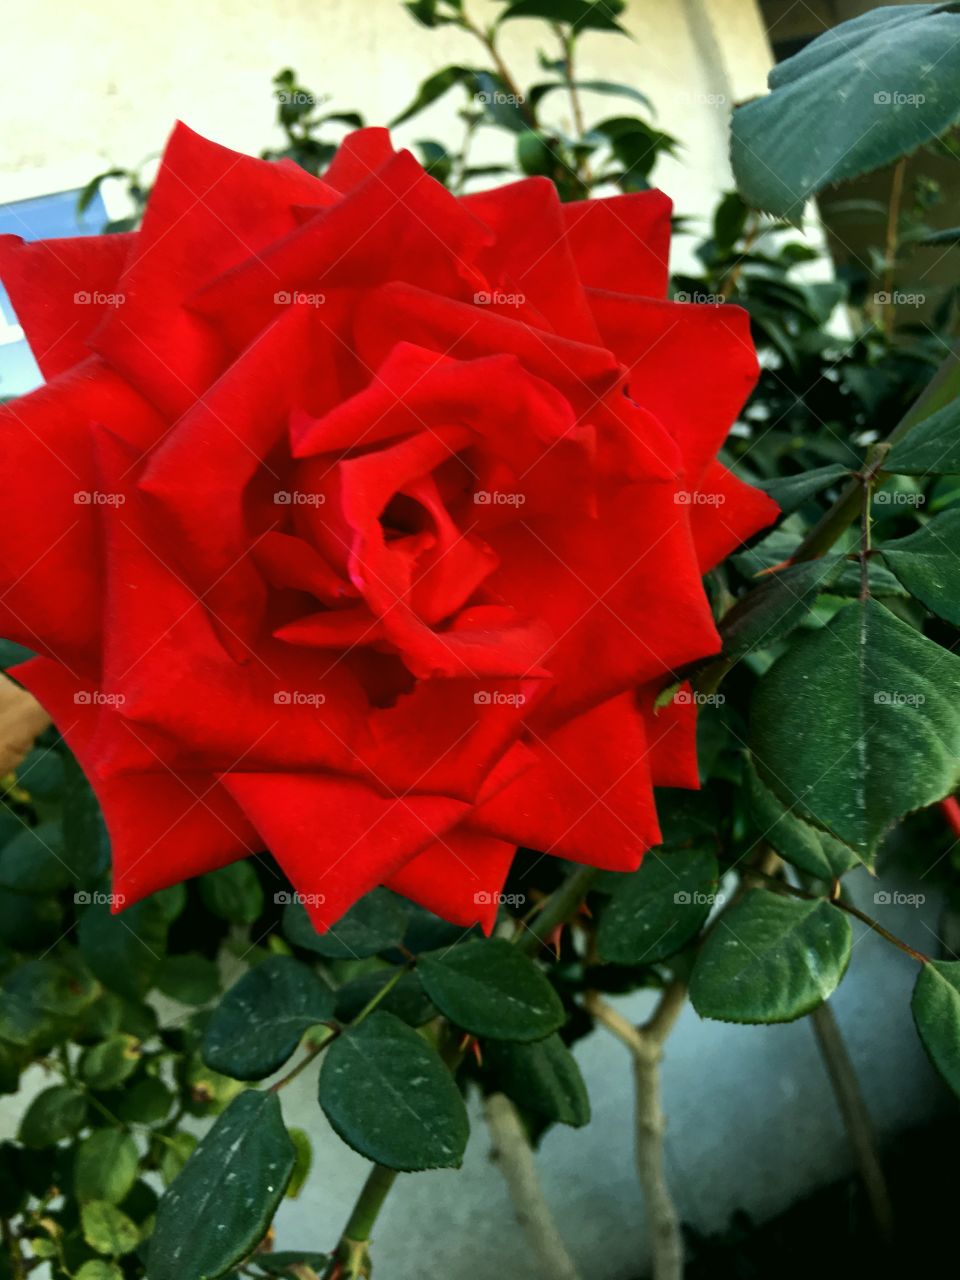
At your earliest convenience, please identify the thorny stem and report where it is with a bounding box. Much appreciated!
[858,442,891,600]
[585,983,686,1280]
[515,864,599,954]
[485,1092,585,1280]
[881,157,907,337]
[326,1164,400,1279]
[809,1002,895,1242]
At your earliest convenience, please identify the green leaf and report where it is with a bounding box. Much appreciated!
[19,1085,87,1147]
[528,79,651,111]
[497,0,627,32]
[199,862,264,925]
[881,507,960,625]
[720,557,845,661]
[78,898,170,1000]
[113,1076,173,1125]
[158,1132,197,1186]
[0,958,97,1047]
[755,463,850,513]
[885,398,960,475]
[750,598,960,854]
[283,889,407,959]
[81,1201,140,1256]
[746,757,859,879]
[0,820,72,893]
[203,955,334,1081]
[598,849,720,965]
[156,955,221,1006]
[713,190,749,251]
[75,1130,139,1204]
[80,1033,141,1090]
[690,890,851,1023]
[417,939,564,1041]
[517,130,557,177]
[485,1034,590,1127]
[76,1262,124,1280]
[731,6,960,220]
[912,959,960,1096]
[148,1091,295,1280]
[318,1011,468,1170]
[389,65,474,128]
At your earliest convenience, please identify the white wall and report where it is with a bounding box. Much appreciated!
[1,0,773,245]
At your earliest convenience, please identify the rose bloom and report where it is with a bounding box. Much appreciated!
[0,126,776,931]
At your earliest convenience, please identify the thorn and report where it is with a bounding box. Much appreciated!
[755,557,794,578]
[470,1038,483,1068]
[546,922,564,959]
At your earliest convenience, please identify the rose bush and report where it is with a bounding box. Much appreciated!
[0,123,776,932]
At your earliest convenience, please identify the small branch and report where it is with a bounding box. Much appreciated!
[484,1093,585,1280]
[267,1030,334,1094]
[461,12,537,128]
[743,866,929,964]
[326,1164,399,1280]
[586,985,686,1280]
[809,1002,895,1242]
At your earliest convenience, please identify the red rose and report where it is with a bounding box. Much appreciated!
[0,125,776,931]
